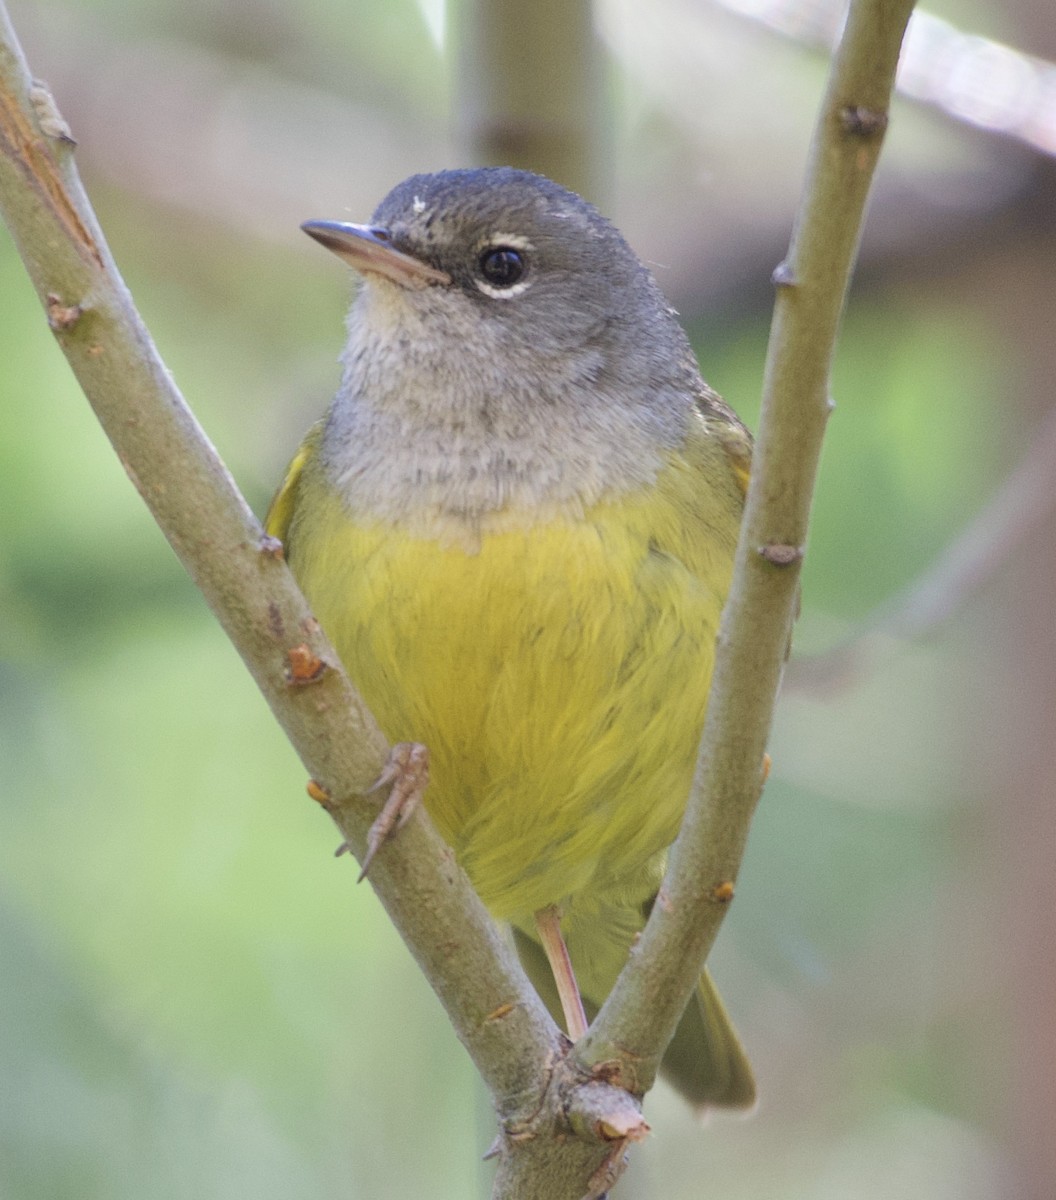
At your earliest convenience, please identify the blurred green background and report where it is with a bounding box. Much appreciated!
[2,0,1055,1197]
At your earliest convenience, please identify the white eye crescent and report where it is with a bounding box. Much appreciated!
[475,234,534,299]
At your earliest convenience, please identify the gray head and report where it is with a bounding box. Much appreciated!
[302,169,714,537]
[302,168,702,410]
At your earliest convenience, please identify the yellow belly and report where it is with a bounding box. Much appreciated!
[283,444,740,925]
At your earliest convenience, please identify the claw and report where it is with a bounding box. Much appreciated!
[357,742,430,882]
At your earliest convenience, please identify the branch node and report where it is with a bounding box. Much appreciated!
[484,1001,518,1023]
[284,642,328,685]
[565,1075,647,1147]
[710,880,735,904]
[771,260,797,287]
[595,1113,650,1143]
[758,542,804,566]
[45,292,82,331]
[28,80,76,144]
[259,533,285,560]
[839,105,888,137]
[306,778,332,806]
[586,1056,642,1096]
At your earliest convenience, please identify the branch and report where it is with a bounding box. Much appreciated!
[0,0,567,1134]
[456,0,602,199]
[579,0,917,1092]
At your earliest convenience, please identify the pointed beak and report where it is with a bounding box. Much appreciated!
[301,220,451,288]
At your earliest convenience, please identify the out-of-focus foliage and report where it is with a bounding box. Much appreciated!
[2,0,1050,1197]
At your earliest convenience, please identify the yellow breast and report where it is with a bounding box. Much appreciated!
[275,425,743,924]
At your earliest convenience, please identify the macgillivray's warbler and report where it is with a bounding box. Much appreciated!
[267,167,756,1109]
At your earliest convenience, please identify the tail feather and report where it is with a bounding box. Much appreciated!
[660,968,756,1111]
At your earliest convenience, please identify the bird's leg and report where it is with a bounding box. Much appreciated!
[357,742,430,882]
[534,904,589,1040]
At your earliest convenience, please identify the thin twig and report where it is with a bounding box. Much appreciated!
[577,0,918,1093]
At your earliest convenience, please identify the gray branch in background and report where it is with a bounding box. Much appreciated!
[708,0,1056,160]
[456,0,604,201]
[788,398,1056,693]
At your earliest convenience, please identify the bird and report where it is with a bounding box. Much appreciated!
[266,167,756,1109]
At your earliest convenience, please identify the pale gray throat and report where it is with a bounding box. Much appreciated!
[320,291,694,540]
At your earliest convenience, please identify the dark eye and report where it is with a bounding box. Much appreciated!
[479,247,525,287]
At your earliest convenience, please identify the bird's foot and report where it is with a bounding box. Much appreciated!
[357,742,430,882]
